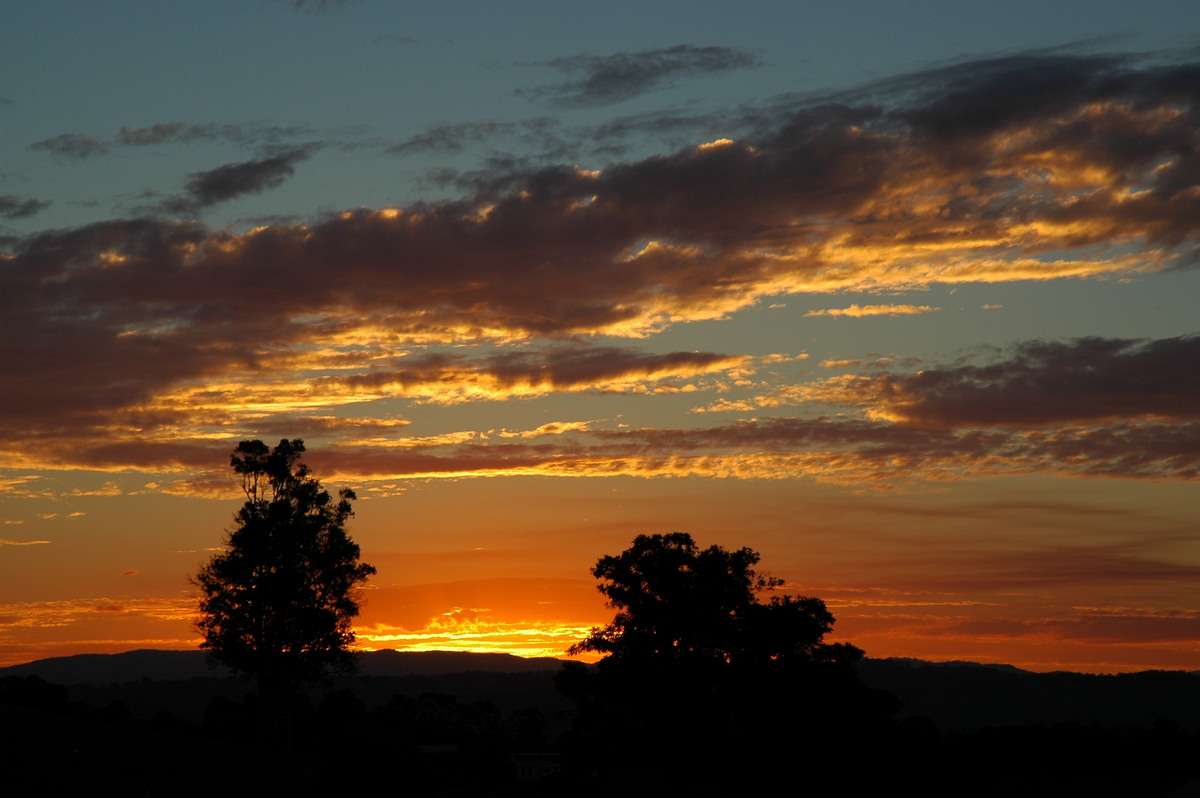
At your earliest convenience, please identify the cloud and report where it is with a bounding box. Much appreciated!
[0,195,51,219]
[3,51,1200,485]
[0,538,50,546]
[116,121,314,149]
[0,475,50,499]
[117,122,189,146]
[521,45,761,107]
[67,481,123,497]
[338,346,747,403]
[29,133,110,159]
[0,596,198,666]
[30,121,317,161]
[354,578,604,659]
[272,415,1199,488]
[835,335,1200,428]
[176,148,312,209]
[696,331,1200,427]
[805,304,940,318]
[387,119,549,156]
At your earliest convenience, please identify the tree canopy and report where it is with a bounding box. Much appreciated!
[194,439,376,698]
[558,533,892,793]
[569,531,861,667]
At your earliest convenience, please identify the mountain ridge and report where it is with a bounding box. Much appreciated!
[0,648,568,684]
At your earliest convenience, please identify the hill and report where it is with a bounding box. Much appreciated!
[0,648,565,684]
[858,657,1200,733]
[5,649,1200,733]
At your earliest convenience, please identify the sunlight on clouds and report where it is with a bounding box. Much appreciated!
[495,420,596,438]
[0,474,52,498]
[67,481,123,497]
[0,596,196,639]
[355,610,596,659]
[805,304,939,318]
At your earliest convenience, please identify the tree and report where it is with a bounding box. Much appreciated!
[568,531,860,667]
[558,533,893,793]
[194,439,376,707]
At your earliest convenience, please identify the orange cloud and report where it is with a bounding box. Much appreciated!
[353,578,606,659]
[805,304,940,318]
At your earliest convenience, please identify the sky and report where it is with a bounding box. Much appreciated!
[2,0,1199,674]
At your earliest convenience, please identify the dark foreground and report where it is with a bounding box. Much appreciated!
[2,652,1198,797]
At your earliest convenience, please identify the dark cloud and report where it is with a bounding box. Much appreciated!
[29,133,110,159]
[583,108,735,153]
[894,52,1198,143]
[30,122,316,161]
[117,122,188,146]
[866,336,1200,428]
[338,346,743,398]
[521,45,761,107]
[384,117,574,169]
[177,148,312,209]
[387,120,529,156]
[0,195,51,219]
[116,121,314,149]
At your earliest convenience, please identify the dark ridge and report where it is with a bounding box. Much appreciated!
[6,650,1199,734]
[856,658,1200,733]
[0,648,567,685]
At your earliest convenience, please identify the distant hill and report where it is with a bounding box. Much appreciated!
[356,648,566,677]
[0,648,567,685]
[857,657,1200,733]
[5,649,1199,734]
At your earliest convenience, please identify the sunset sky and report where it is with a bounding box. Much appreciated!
[2,1,1199,674]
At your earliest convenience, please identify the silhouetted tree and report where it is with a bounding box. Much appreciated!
[569,532,861,667]
[193,439,375,740]
[559,533,895,794]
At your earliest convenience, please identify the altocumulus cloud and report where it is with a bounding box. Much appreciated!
[521,44,761,107]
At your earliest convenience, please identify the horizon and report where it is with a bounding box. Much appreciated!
[8,644,1194,678]
[2,1,1198,676]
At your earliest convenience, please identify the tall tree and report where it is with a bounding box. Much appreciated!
[194,439,375,710]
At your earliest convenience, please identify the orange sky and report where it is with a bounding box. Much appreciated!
[3,5,1199,674]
